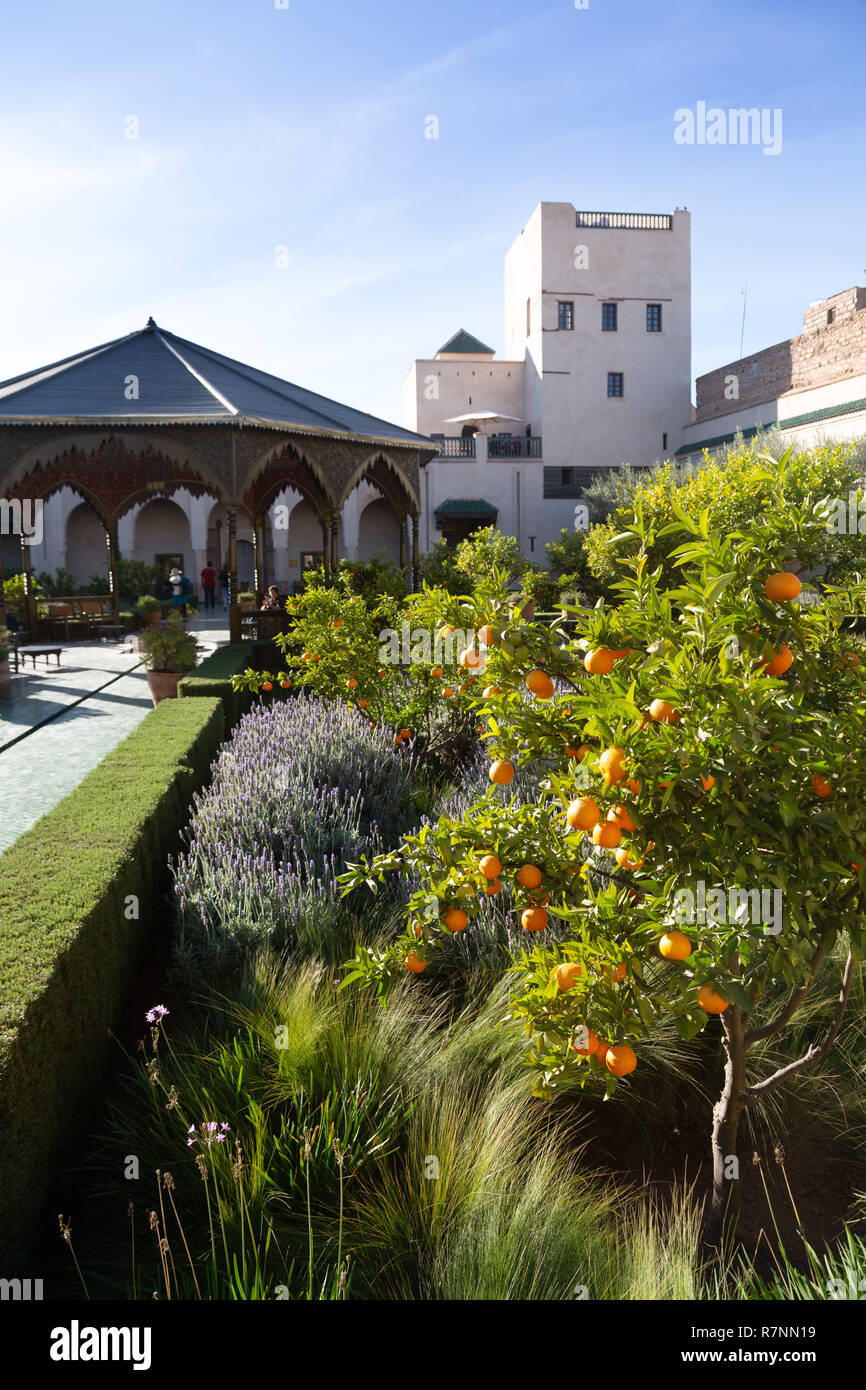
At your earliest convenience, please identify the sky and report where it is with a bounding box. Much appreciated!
[0,0,864,426]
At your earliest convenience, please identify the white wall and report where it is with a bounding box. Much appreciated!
[680,370,866,459]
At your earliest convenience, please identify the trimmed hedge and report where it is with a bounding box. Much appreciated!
[0,696,225,1266]
[178,640,290,723]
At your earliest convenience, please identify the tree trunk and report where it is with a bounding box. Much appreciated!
[706,1005,747,1250]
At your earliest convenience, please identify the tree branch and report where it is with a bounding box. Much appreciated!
[744,942,825,1046]
[745,950,855,1100]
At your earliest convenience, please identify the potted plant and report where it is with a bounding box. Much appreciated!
[136,594,163,628]
[138,612,198,705]
[237,590,257,613]
[0,628,11,699]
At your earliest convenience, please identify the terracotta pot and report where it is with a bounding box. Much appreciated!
[0,658,10,699]
[146,670,184,706]
[143,609,162,627]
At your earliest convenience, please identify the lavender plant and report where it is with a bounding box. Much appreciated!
[172,694,417,980]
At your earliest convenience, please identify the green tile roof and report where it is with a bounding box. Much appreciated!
[434,497,498,515]
[437,329,495,356]
[677,396,866,456]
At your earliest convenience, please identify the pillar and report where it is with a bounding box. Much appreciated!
[105,522,120,619]
[399,516,407,573]
[411,513,420,590]
[253,518,263,596]
[228,507,241,642]
[21,533,38,635]
[330,514,339,572]
[321,517,331,578]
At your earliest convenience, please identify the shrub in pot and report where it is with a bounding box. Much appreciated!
[136,594,162,627]
[237,590,257,613]
[139,613,198,705]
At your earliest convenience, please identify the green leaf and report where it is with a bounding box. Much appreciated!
[779,792,799,827]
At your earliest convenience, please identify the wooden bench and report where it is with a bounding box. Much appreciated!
[16,645,62,669]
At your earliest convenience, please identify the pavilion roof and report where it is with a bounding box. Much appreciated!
[0,318,435,450]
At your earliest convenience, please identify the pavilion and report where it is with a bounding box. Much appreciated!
[0,317,438,635]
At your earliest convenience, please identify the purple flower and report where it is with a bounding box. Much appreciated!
[146,1004,170,1024]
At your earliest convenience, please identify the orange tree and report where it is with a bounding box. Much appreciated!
[231,569,524,761]
[339,461,866,1247]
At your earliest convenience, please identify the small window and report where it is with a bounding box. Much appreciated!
[607,372,624,398]
[662,432,668,451]
[526,297,531,336]
[646,304,662,333]
[602,303,617,332]
[561,467,574,485]
[750,361,758,379]
[827,307,835,325]
[558,301,574,330]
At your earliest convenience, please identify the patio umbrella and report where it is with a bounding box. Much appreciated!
[444,410,524,436]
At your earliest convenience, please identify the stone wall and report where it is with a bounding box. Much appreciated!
[695,287,866,423]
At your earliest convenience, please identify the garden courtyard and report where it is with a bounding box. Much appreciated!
[1,436,865,1303]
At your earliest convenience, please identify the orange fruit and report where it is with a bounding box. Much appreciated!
[358,698,368,709]
[459,647,483,669]
[430,665,443,678]
[843,651,861,670]
[521,906,549,932]
[485,877,502,896]
[760,645,793,677]
[399,728,411,740]
[615,846,644,870]
[489,759,515,785]
[477,624,495,647]
[516,863,543,889]
[301,652,313,662]
[482,684,500,697]
[570,1027,599,1056]
[649,698,680,724]
[346,677,358,689]
[444,907,468,932]
[261,681,273,691]
[609,647,632,661]
[605,1044,637,1077]
[659,930,692,960]
[592,821,621,849]
[525,669,555,699]
[332,619,343,628]
[700,773,715,791]
[697,985,728,1014]
[479,854,502,880]
[607,805,636,832]
[443,686,454,697]
[377,666,387,677]
[280,680,292,689]
[565,743,589,761]
[584,647,616,675]
[599,746,627,784]
[555,962,583,991]
[566,797,600,831]
[764,571,801,602]
[405,951,426,974]
[625,777,641,795]
[611,962,627,982]
[812,773,832,798]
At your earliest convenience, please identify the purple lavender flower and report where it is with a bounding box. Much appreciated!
[145,1005,170,1024]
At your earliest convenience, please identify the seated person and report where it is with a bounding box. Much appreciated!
[260,585,283,611]
[5,612,22,632]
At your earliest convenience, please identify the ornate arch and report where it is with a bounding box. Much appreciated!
[241,438,337,522]
[339,449,420,517]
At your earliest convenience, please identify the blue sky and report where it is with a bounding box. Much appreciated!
[0,0,863,425]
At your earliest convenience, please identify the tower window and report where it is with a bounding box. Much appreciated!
[607,372,624,398]
[646,304,662,332]
[602,303,618,332]
[558,301,574,330]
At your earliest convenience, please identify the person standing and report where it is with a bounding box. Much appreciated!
[169,566,188,620]
[201,560,216,610]
[218,564,229,608]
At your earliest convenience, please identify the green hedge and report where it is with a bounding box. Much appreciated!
[179,640,290,724]
[0,696,225,1266]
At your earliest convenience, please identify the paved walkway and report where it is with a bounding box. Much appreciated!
[0,611,231,853]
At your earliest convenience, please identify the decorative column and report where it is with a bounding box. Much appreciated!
[253,518,263,597]
[321,516,331,578]
[411,513,420,590]
[21,533,38,635]
[105,521,120,620]
[227,507,241,642]
[399,516,407,574]
[330,514,339,572]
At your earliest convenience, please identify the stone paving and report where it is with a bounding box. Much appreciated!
[0,611,231,853]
